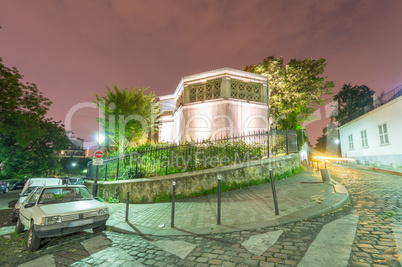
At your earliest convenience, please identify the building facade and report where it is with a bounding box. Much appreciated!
[55,138,87,158]
[338,85,402,167]
[158,68,269,143]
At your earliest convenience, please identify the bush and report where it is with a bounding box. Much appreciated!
[151,164,305,202]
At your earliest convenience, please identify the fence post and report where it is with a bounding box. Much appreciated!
[266,130,270,158]
[171,181,176,228]
[165,158,169,175]
[116,157,120,180]
[269,169,279,215]
[125,192,129,222]
[104,164,108,181]
[217,176,221,225]
[286,132,289,155]
[135,154,139,178]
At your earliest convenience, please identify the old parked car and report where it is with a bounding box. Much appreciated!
[0,180,10,193]
[16,185,109,251]
[12,178,63,222]
[12,178,27,190]
[68,177,84,185]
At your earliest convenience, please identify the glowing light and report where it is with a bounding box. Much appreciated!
[72,163,77,167]
[96,134,105,144]
[314,156,356,163]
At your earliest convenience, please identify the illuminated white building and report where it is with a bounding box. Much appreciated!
[339,85,402,167]
[159,68,269,143]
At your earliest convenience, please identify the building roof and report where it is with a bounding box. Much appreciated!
[339,84,402,127]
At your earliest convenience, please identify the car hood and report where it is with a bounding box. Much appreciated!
[39,200,107,216]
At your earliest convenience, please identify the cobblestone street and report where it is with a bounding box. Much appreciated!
[1,164,401,267]
[328,165,402,267]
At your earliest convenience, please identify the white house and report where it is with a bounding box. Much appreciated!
[338,85,402,168]
[158,68,269,143]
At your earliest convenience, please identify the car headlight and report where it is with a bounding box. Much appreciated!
[45,216,62,225]
[98,208,108,216]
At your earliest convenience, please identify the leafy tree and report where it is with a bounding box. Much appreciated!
[332,83,375,124]
[244,56,334,130]
[0,57,69,178]
[94,86,161,156]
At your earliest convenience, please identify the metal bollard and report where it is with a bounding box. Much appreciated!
[217,177,221,225]
[171,181,176,228]
[270,169,279,215]
[125,192,129,222]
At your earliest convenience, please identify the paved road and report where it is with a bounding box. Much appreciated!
[0,188,20,209]
[1,164,401,266]
[327,164,401,267]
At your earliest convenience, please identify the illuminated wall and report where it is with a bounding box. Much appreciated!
[159,68,269,142]
[339,93,402,166]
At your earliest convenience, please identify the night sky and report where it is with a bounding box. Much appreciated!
[1,0,401,149]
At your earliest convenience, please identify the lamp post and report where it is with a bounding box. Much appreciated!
[335,139,340,164]
[72,162,77,175]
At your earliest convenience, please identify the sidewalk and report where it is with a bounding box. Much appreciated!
[105,166,349,236]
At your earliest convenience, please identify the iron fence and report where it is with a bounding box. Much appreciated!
[87,130,297,180]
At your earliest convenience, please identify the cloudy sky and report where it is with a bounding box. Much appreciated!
[1,0,401,148]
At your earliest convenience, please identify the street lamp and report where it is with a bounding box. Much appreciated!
[72,162,77,175]
[96,134,105,149]
[335,139,340,163]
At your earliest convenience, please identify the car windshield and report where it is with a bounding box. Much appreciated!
[22,186,37,197]
[38,187,93,204]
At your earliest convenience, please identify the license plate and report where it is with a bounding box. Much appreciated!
[68,219,93,227]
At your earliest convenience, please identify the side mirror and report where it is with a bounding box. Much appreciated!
[24,203,34,208]
[18,193,21,198]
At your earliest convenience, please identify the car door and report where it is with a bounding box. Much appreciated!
[19,188,42,227]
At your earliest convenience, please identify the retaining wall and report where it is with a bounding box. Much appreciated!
[85,154,299,203]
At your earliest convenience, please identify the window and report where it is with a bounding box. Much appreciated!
[361,130,368,148]
[348,134,354,150]
[378,123,389,145]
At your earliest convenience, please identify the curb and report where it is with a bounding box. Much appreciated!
[105,182,350,236]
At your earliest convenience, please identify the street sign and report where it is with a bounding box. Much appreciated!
[94,150,103,159]
[93,158,103,165]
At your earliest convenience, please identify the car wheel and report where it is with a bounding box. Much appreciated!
[26,224,41,252]
[11,210,19,223]
[16,218,24,233]
[93,223,106,233]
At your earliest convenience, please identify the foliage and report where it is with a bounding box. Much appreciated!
[94,86,161,156]
[58,157,90,176]
[0,57,69,178]
[332,83,375,123]
[94,131,297,181]
[244,56,334,130]
[315,129,328,153]
[151,165,305,202]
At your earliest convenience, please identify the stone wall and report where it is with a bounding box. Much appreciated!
[85,154,299,203]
